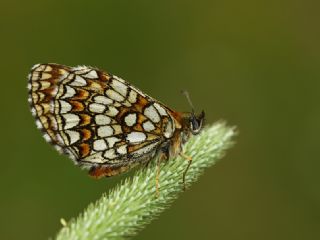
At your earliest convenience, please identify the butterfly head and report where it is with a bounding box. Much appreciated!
[181,90,205,136]
[189,110,205,135]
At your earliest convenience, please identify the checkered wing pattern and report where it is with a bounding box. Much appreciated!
[28,64,177,175]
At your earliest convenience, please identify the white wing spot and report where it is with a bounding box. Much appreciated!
[89,103,106,113]
[35,105,43,115]
[113,102,121,107]
[93,139,107,151]
[62,86,76,99]
[62,113,80,129]
[70,75,87,87]
[44,65,52,72]
[144,105,160,123]
[94,95,113,105]
[142,121,155,131]
[126,132,147,143]
[111,79,128,96]
[103,149,117,159]
[106,137,121,147]
[59,100,72,113]
[95,115,111,125]
[154,103,168,116]
[116,145,127,155]
[39,81,51,90]
[31,72,40,81]
[122,100,132,107]
[65,130,80,144]
[41,73,51,80]
[97,126,114,137]
[72,66,91,75]
[32,81,39,91]
[83,70,98,79]
[105,89,125,102]
[38,92,45,102]
[105,106,119,117]
[124,113,137,127]
[35,65,46,72]
[128,90,138,103]
[164,120,174,138]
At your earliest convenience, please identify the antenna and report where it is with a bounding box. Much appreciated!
[181,90,195,113]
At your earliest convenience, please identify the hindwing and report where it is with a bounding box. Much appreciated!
[28,63,176,168]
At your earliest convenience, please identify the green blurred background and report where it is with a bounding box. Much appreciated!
[1,0,319,239]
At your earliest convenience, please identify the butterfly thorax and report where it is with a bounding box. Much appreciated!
[165,110,205,158]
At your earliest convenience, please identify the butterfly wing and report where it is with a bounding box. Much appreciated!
[28,63,177,175]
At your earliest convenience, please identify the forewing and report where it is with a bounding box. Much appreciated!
[28,63,176,169]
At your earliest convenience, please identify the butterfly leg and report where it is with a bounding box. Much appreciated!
[155,145,170,197]
[180,153,193,191]
[143,158,152,169]
[156,157,161,197]
[156,154,167,197]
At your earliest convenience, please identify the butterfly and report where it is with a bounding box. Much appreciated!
[28,63,205,191]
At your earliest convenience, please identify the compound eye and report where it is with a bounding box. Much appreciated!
[190,117,201,134]
[192,118,198,130]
